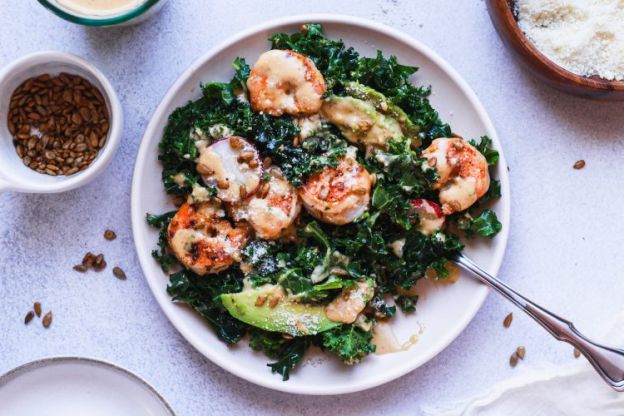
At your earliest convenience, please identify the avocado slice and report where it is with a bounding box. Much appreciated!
[320,96,403,149]
[343,82,419,140]
[220,285,341,336]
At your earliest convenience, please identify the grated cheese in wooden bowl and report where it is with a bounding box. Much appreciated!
[515,0,624,81]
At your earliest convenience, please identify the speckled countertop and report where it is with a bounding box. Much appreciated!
[2,1,624,415]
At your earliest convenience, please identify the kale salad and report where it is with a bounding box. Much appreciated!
[148,24,502,380]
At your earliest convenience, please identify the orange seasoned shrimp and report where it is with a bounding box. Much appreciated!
[230,167,301,240]
[168,202,251,275]
[421,138,490,215]
[300,156,373,225]
[247,49,326,117]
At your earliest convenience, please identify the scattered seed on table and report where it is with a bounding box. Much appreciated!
[503,312,513,328]
[93,254,106,271]
[42,311,53,328]
[516,346,526,360]
[574,348,581,358]
[34,302,42,317]
[73,264,87,273]
[82,252,96,268]
[24,311,34,325]
[509,352,519,368]
[112,266,127,280]
[573,160,586,170]
[104,229,117,241]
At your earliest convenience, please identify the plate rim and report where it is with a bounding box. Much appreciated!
[0,356,175,415]
[131,13,511,395]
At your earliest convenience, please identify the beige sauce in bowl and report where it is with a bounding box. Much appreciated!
[56,0,146,16]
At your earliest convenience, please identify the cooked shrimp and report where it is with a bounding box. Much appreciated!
[299,156,373,225]
[247,49,326,117]
[168,202,251,275]
[197,137,262,203]
[421,138,490,215]
[230,167,301,240]
[326,280,375,324]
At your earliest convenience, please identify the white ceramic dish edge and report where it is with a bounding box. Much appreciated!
[0,51,123,194]
[0,356,175,415]
[131,14,511,395]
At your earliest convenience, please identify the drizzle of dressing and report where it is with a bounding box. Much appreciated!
[172,173,186,187]
[56,0,145,16]
[372,322,420,355]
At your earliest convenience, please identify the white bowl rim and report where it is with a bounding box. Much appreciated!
[0,50,123,194]
[131,13,511,395]
[0,356,175,415]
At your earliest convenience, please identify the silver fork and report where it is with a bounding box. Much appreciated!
[453,252,624,392]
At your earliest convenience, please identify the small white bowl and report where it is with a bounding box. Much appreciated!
[0,51,122,194]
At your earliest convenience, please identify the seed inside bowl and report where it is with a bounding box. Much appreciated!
[7,73,110,176]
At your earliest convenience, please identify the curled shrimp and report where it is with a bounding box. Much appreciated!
[299,156,373,225]
[421,138,490,215]
[230,167,301,240]
[247,49,326,117]
[168,202,251,275]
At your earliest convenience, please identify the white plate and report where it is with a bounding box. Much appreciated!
[0,357,174,416]
[131,14,511,395]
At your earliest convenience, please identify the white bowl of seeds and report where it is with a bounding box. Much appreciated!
[0,51,122,193]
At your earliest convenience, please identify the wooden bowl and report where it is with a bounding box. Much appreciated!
[486,0,624,101]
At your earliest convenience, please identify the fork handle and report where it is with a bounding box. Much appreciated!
[453,252,624,391]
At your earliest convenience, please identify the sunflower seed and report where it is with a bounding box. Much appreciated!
[112,266,127,280]
[82,252,96,267]
[34,302,42,317]
[516,346,526,360]
[503,312,513,328]
[104,229,117,241]
[42,311,53,328]
[509,352,519,368]
[573,160,586,170]
[25,311,35,325]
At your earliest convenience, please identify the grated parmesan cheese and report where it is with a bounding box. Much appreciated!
[516,0,624,81]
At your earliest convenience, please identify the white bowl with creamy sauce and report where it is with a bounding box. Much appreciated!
[37,0,168,26]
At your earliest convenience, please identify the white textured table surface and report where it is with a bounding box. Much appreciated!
[2,1,624,414]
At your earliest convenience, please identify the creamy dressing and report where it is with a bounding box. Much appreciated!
[188,183,213,204]
[372,322,420,355]
[295,114,322,140]
[172,173,186,187]
[389,238,406,258]
[325,281,373,324]
[56,0,145,16]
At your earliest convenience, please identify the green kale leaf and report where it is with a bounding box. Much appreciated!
[167,269,248,344]
[395,295,418,313]
[470,136,499,166]
[146,211,178,272]
[321,325,376,365]
[457,209,502,239]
